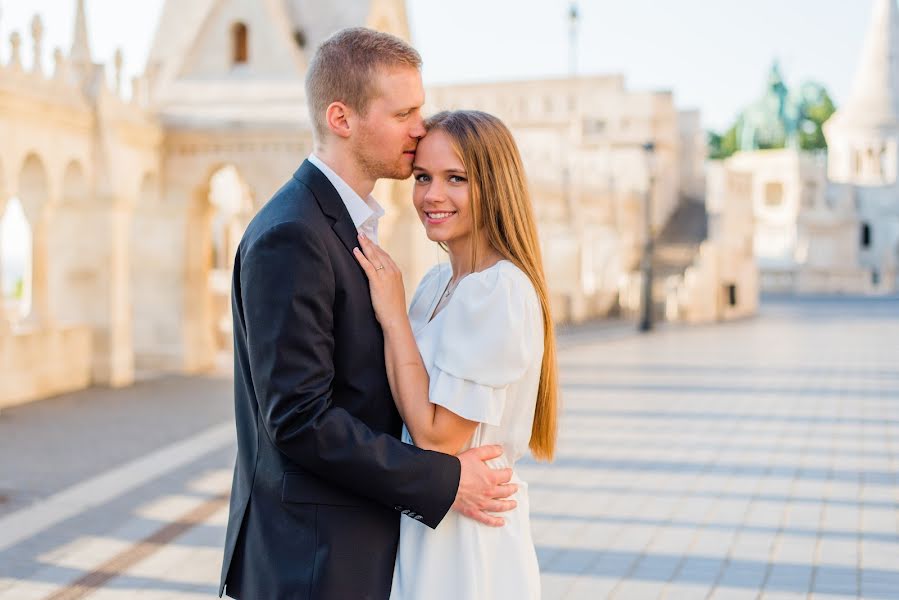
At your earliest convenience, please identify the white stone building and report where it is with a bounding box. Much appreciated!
[0,0,707,407]
[709,0,899,295]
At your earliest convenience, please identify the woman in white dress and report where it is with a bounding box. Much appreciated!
[353,110,559,600]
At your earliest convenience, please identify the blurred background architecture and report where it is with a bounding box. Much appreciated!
[0,0,894,407]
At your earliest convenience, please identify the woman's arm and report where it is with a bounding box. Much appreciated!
[354,235,478,455]
[381,316,478,455]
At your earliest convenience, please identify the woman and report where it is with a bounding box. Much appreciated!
[353,110,558,600]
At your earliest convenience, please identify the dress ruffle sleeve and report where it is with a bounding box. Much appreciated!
[428,264,541,426]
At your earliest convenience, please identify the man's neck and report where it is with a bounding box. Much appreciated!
[313,146,376,199]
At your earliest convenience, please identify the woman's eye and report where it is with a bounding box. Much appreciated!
[449,175,467,183]
[414,173,430,183]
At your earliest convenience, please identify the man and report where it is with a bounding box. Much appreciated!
[220,27,517,599]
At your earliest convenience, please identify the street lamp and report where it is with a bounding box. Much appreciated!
[638,141,656,332]
[568,3,579,76]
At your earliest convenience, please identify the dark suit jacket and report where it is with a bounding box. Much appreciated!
[220,160,461,599]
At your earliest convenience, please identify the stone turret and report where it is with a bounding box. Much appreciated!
[69,0,94,83]
[824,0,899,186]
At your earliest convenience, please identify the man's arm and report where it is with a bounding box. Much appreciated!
[240,220,461,527]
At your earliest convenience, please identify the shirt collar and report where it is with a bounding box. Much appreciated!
[308,153,385,228]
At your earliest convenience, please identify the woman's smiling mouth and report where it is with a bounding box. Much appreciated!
[424,211,457,223]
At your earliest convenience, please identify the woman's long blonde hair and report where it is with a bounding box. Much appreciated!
[424,110,558,461]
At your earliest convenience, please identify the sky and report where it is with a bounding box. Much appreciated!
[0,0,876,132]
[0,0,880,294]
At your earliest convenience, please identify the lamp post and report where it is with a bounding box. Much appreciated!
[638,141,656,332]
[568,3,579,76]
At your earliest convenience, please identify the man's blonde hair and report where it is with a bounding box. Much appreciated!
[305,27,421,141]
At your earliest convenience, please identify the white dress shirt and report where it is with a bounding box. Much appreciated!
[308,153,386,244]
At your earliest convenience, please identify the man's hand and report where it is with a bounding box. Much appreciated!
[451,445,518,527]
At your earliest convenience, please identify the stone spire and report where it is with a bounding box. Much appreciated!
[70,0,92,67]
[830,0,899,131]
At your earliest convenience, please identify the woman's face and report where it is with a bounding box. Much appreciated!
[411,129,473,245]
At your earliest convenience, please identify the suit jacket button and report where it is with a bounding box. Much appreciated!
[414,515,424,520]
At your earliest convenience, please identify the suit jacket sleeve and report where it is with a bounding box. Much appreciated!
[240,219,460,528]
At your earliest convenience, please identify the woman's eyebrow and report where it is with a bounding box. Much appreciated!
[412,166,467,174]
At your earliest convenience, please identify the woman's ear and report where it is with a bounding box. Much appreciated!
[326,101,352,139]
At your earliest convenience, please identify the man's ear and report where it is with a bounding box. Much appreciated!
[325,101,352,139]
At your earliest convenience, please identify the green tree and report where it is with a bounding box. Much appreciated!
[708,125,739,160]
[799,89,836,152]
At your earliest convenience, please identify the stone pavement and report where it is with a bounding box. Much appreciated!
[0,295,897,599]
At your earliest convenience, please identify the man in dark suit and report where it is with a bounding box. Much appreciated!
[220,27,518,599]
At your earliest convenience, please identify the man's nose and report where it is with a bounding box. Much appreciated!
[410,115,426,139]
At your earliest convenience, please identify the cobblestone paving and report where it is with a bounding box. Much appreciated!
[1,296,897,599]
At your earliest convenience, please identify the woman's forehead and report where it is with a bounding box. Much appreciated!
[416,131,461,162]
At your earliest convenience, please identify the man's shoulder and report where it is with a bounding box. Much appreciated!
[242,176,323,247]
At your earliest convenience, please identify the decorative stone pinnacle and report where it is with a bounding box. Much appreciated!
[114,47,123,93]
[53,47,67,80]
[31,14,44,74]
[10,31,22,68]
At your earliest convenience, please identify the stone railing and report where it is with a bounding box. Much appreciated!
[0,323,93,408]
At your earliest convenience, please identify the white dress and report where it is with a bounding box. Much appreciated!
[389,260,543,600]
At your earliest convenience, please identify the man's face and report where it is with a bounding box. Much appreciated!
[351,66,426,181]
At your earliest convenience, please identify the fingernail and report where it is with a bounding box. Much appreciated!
[353,247,360,253]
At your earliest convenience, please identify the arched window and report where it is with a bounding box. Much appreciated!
[232,22,249,65]
[1,197,33,321]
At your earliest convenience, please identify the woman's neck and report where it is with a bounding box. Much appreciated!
[446,234,502,281]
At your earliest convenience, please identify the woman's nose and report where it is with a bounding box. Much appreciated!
[423,183,445,203]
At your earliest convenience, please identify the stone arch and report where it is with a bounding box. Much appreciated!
[61,160,89,205]
[18,153,51,219]
[49,159,95,324]
[0,197,32,322]
[0,155,7,214]
[15,153,52,323]
[183,163,254,371]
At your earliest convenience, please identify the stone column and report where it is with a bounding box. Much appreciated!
[0,196,9,332]
[24,206,53,328]
[182,186,216,373]
[90,201,134,387]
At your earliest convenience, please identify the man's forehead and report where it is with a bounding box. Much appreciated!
[372,66,424,103]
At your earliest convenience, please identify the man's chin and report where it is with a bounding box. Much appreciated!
[382,164,414,180]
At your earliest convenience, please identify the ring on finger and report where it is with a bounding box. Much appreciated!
[375,265,385,271]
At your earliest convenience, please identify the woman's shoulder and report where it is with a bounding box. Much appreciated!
[436,260,543,387]
[457,260,538,307]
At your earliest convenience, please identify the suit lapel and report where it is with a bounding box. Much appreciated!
[292,160,361,258]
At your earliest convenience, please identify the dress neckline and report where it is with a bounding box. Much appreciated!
[423,259,511,325]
